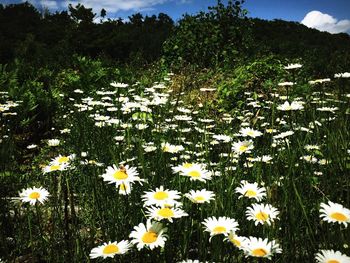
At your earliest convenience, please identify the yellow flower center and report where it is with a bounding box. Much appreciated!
[252,248,268,257]
[113,170,128,180]
[188,170,201,178]
[142,231,158,244]
[239,145,248,152]
[183,163,193,168]
[230,237,241,247]
[50,165,61,171]
[256,211,269,221]
[213,226,226,234]
[245,190,257,197]
[157,208,174,218]
[163,146,170,152]
[327,260,340,263]
[194,196,205,202]
[330,212,348,222]
[247,131,255,136]
[119,183,127,191]
[154,191,169,200]
[29,192,40,199]
[102,244,119,254]
[58,156,69,164]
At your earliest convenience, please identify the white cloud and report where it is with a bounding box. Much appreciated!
[40,0,59,9]
[301,10,350,34]
[63,0,169,13]
[25,0,192,17]
[27,0,192,14]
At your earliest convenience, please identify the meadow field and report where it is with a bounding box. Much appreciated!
[1,64,349,262]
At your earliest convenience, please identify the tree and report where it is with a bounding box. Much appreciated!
[68,3,95,24]
[100,8,106,19]
[129,13,143,26]
[158,13,173,25]
[163,0,251,68]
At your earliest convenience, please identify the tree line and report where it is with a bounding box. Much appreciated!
[0,2,174,68]
[0,0,349,75]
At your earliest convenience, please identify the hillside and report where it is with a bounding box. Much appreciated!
[250,18,350,76]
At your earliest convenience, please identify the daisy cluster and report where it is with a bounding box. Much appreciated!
[0,92,20,116]
[4,67,350,262]
[0,92,21,144]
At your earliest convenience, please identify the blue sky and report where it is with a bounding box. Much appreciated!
[245,0,350,22]
[1,0,350,33]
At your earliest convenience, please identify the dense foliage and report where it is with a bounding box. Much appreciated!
[0,2,174,67]
[163,0,251,69]
[250,18,350,77]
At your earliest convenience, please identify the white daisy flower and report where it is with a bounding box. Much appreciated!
[50,154,75,166]
[60,128,71,134]
[315,249,350,263]
[27,144,37,149]
[316,107,339,113]
[118,182,132,195]
[334,72,350,78]
[114,136,125,141]
[19,187,50,205]
[161,142,184,153]
[246,203,280,226]
[243,237,282,259]
[89,240,131,259]
[202,216,239,240]
[273,131,294,140]
[308,78,331,85]
[284,63,302,70]
[232,141,254,155]
[265,128,277,134]
[74,89,84,93]
[172,162,195,174]
[300,155,318,163]
[304,144,320,151]
[239,127,263,138]
[320,201,350,227]
[277,101,304,111]
[110,82,129,88]
[42,163,69,174]
[225,232,248,250]
[278,81,295,86]
[184,189,215,204]
[179,163,212,182]
[146,206,188,223]
[129,220,168,250]
[235,181,266,201]
[47,139,60,147]
[212,134,232,142]
[135,123,149,130]
[101,164,144,189]
[142,186,181,207]
[253,155,273,163]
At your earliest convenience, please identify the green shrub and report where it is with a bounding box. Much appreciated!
[217,56,284,109]
[163,0,251,69]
